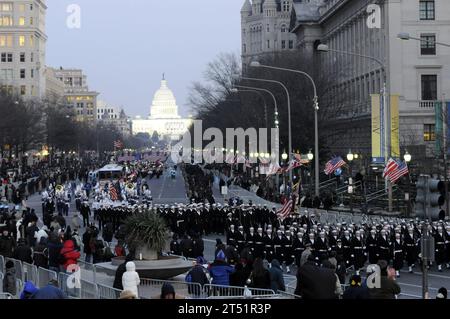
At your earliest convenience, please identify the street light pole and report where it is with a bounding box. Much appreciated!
[240,76,292,186]
[249,62,320,198]
[317,44,393,211]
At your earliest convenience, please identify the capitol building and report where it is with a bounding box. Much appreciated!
[132,77,193,141]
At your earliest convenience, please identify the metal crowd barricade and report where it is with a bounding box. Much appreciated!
[80,279,99,299]
[37,267,58,288]
[204,284,275,298]
[58,272,81,299]
[276,291,302,299]
[23,262,37,284]
[78,260,96,283]
[0,272,3,292]
[97,283,122,299]
[16,278,23,297]
[139,278,203,299]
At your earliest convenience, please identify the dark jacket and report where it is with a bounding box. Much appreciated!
[47,238,63,268]
[208,260,235,286]
[113,262,128,290]
[343,286,370,299]
[269,260,285,292]
[187,264,209,296]
[14,242,33,264]
[0,235,15,257]
[369,276,401,299]
[33,239,49,269]
[229,264,247,287]
[31,284,66,299]
[249,270,271,290]
[295,261,337,299]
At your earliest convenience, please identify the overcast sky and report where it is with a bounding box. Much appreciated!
[46,0,242,117]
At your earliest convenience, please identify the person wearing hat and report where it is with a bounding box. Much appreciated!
[343,275,370,299]
[186,256,209,297]
[208,250,235,286]
[3,260,17,296]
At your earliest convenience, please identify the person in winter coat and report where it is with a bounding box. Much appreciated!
[35,226,49,246]
[186,257,209,297]
[0,228,15,257]
[295,255,337,299]
[59,239,80,272]
[269,259,286,293]
[47,233,63,273]
[229,262,247,287]
[368,260,401,299]
[25,221,39,247]
[343,275,370,299]
[82,227,93,263]
[248,257,271,290]
[192,234,205,258]
[20,281,39,299]
[3,260,16,296]
[208,250,235,286]
[160,283,176,299]
[33,237,49,269]
[113,254,134,290]
[122,261,140,298]
[13,238,32,264]
[31,280,66,299]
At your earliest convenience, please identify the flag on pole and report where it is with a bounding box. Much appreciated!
[109,183,118,201]
[277,199,294,220]
[387,160,409,184]
[287,159,302,172]
[324,157,346,175]
[383,158,399,179]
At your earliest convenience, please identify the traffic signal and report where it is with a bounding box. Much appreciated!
[415,175,445,221]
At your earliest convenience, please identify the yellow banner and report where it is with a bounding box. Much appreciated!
[371,94,381,158]
[390,95,400,158]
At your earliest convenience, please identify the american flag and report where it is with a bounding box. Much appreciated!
[114,140,124,149]
[388,160,409,184]
[277,199,294,220]
[109,183,118,201]
[287,159,302,172]
[324,156,346,175]
[383,158,399,178]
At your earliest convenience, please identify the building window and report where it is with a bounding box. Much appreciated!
[282,1,290,12]
[29,35,34,47]
[20,85,26,95]
[1,53,12,62]
[281,40,286,49]
[421,74,437,100]
[0,15,13,26]
[31,69,34,78]
[0,35,13,47]
[19,4,25,12]
[243,44,246,53]
[1,3,12,11]
[19,16,25,26]
[20,69,25,79]
[30,52,33,62]
[420,34,436,55]
[19,36,25,46]
[281,24,287,33]
[424,124,436,141]
[30,4,33,11]
[289,40,294,49]
[267,40,270,49]
[420,1,435,20]
[30,17,33,25]
[267,24,270,32]
[31,85,35,96]
[20,52,25,62]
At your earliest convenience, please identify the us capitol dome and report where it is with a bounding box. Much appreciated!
[132,75,193,141]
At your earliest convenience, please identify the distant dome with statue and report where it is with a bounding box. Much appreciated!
[132,74,193,141]
[150,75,180,119]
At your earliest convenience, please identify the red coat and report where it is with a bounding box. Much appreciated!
[60,240,81,270]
